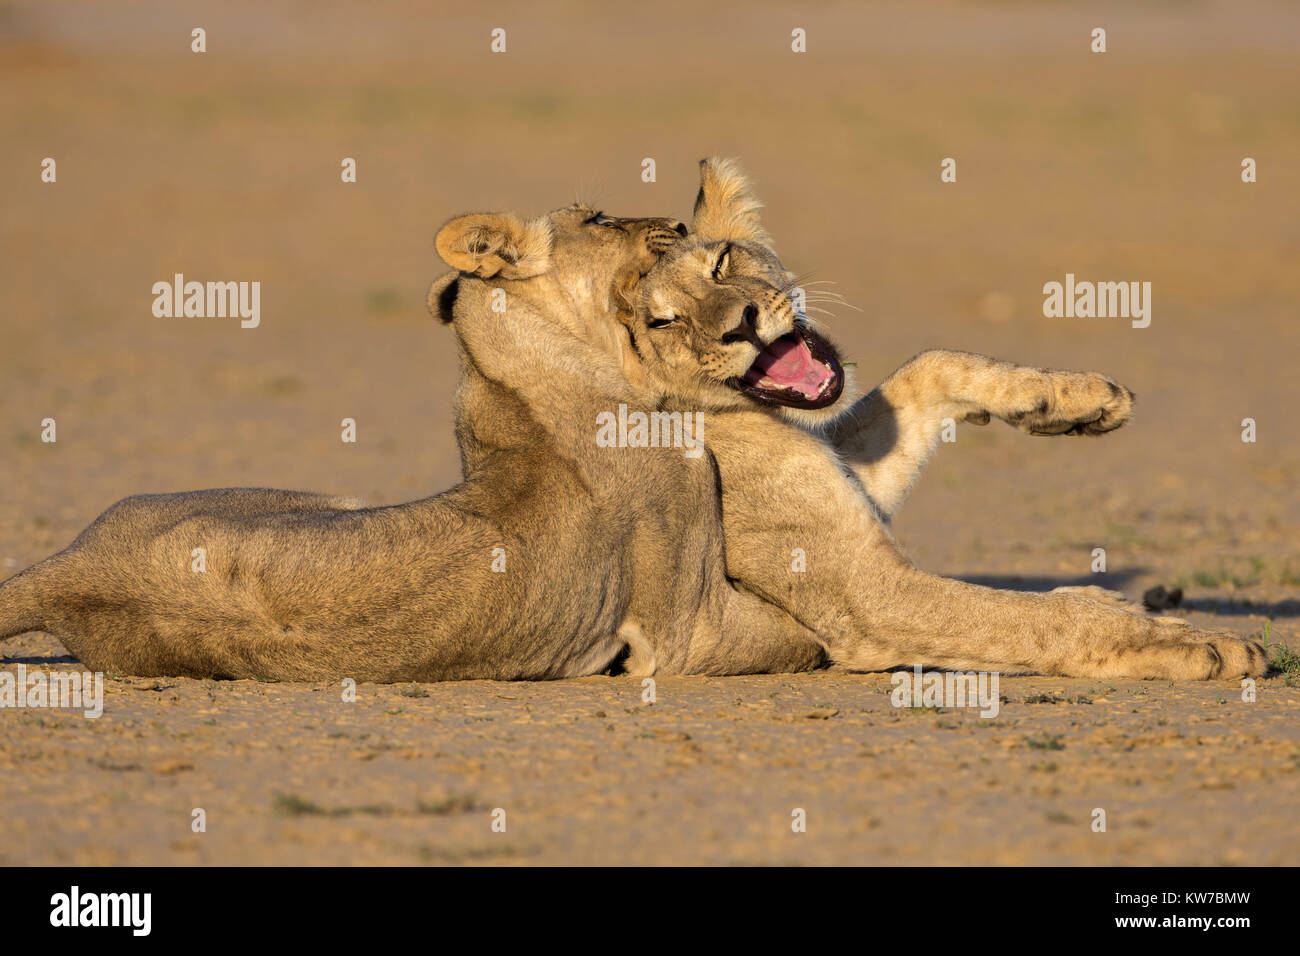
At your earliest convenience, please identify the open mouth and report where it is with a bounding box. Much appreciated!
[730,323,845,409]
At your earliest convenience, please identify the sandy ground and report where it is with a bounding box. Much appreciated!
[1,0,1298,865]
[3,633,1298,866]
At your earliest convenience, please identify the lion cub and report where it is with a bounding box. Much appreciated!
[0,201,821,681]
[613,159,1265,680]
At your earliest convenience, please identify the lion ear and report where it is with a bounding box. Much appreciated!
[690,157,772,245]
[434,212,553,279]
[426,271,460,323]
[610,264,643,319]
[609,267,649,388]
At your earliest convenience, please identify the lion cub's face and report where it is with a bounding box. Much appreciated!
[546,203,686,288]
[431,202,685,327]
[631,237,845,414]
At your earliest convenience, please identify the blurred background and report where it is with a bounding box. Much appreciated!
[2,0,1298,608]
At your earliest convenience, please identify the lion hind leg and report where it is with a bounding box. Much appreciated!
[0,561,53,641]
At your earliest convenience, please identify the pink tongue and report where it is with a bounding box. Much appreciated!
[745,335,832,399]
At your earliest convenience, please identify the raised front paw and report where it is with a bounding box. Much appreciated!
[1008,371,1134,437]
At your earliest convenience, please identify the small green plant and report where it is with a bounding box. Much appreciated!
[273,793,325,816]
[1022,692,1090,705]
[273,793,397,817]
[1025,734,1065,751]
[417,793,478,816]
[364,287,402,315]
[1265,624,1300,686]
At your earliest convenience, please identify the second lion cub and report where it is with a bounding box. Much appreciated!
[614,159,1265,680]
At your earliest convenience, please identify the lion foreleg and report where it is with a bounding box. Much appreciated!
[828,350,1134,519]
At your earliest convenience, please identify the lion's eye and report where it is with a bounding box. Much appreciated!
[646,315,679,329]
[585,211,619,228]
[712,247,730,281]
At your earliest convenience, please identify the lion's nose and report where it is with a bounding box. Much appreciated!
[721,303,761,345]
[671,221,688,237]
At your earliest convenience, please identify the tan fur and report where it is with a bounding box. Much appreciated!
[434,212,553,279]
[691,157,774,248]
[0,204,823,681]
[826,350,1133,519]
[0,164,1266,683]
[617,159,1266,680]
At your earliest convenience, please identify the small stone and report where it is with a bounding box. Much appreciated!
[1143,585,1183,611]
[804,708,838,719]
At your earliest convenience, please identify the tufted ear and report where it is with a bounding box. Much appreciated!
[434,212,553,279]
[690,157,772,245]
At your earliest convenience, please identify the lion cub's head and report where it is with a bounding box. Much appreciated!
[429,203,686,329]
[625,159,850,426]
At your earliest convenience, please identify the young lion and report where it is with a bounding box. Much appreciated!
[613,159,1266,680]
[0,203,821,680]
[0,167,1266,683]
